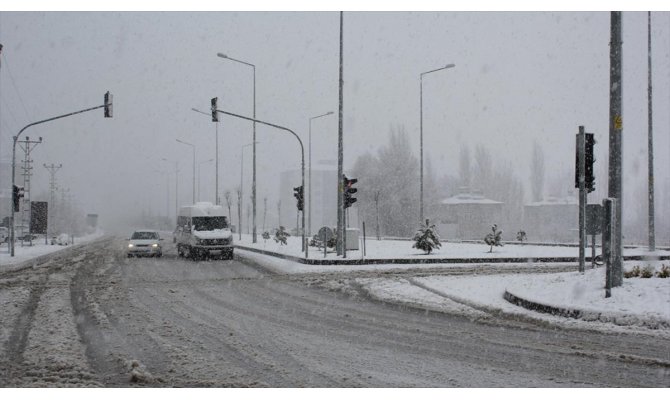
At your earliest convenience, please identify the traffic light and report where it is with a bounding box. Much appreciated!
[585,133,595,193]
[13,185,24,212]
[343,175,358,209]
[211,97,218,122]
[293,185,304,211]
[104,91,113,118]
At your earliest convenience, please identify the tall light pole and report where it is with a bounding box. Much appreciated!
[240,142,259,234]
[198,158,214,202]
[217,52,257,243]
[192,108,220,205]
[647,11,655,252]
[161,158,179,221]
[419,63,455,223]
[176,138,196,204]
[308,111,334,237]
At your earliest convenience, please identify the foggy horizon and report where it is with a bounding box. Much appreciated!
[1,11,668,239]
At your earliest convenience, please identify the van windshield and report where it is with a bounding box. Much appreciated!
[192,217,228,231]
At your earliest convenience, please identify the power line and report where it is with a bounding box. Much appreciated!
[1,53,32,121]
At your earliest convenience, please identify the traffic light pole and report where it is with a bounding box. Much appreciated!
[577,126,586,273]
[9,101,110,257]
[213,108,306,256]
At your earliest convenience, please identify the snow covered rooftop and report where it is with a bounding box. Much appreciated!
[440,193,502,205]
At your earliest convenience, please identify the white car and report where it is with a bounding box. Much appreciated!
[127,229,163,258]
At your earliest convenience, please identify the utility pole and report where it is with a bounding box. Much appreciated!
[17,136,42,246]
[43,163,62,243]
[647,11,655,251]
[336,11,345,257]
[608,11,623,287]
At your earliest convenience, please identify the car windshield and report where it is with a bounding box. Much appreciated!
[131,231,159,240]
[192,217,228,231]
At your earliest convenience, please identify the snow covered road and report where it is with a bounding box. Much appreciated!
[1,237,668,387]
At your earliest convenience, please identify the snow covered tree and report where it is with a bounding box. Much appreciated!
[484,224,503,253]
[516,230,527,242]
[274,226,290,245]
[262,231,270,242]
[413,219,441,255]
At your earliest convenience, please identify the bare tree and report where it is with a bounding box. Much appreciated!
[263,196,268,232]
[530,140,545,202]
[459,143,471,190]
[236,187,242,240]
[223,190,233,224]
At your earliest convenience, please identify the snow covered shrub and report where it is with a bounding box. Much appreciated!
[657,265,670,278]
[412,219,441,255]
[484,224,503,253]
[624,265,641,278]
[262,231,270,241]
[516,230,527,242]
[640,265,655,278]
[274,226,290,245]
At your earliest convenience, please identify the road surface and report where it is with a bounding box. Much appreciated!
[1,237,668,387]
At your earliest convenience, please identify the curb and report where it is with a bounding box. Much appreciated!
[503,289,670,330]
[234,244,670,266]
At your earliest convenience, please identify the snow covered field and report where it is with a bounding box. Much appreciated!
[236,233,670,260]
[234,234,670,336]
[0,231,105,271]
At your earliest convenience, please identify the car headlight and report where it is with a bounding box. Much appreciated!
[128,244,134,248]
[152,243,159,248]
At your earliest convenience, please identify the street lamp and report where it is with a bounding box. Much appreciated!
[192,107,220,205]
[419,63,455,223]
[176,138,196,204]
[240,142,259,235]
[217,52,258,243]
[198,158,214,202]
[161,158,179,222]
[308,111,334,237]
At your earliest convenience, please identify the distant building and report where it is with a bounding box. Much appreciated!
[523,197,578,243]
[434,190,503,240]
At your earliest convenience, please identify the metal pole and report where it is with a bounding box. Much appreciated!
[216,120,220,205]
[608,11,623,286]
[420,74,424,223]
[192,146,196,204]
[578,126,586,273]
[337,11,345,257]
[419,64,455,224]
[647,11,655,251]
[252,64,257,244]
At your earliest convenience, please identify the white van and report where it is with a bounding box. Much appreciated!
[175,202,234,260]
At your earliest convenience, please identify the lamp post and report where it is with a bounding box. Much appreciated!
[308,111,334,237]
[240,142,259,234]
[192,107,220,205]
[161,158,179,223]
[198,158,214,202]
[176,138,196,204]
[217,52,257,243]
[419,63,455,223]
[213,107,306,256]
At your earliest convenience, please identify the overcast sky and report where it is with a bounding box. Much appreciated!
[1,10,668,231]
